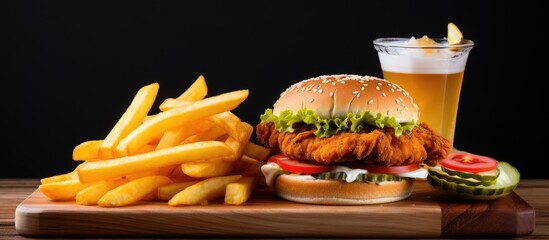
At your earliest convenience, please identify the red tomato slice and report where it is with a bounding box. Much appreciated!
[269,154,334,174]
[345,162,419,174]
[440,152,498,173]
[268,154,289,163]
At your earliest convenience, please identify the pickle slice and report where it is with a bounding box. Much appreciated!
[429,166,496,186]
[316,172,407,182]
[442,165,500,181]
[427,161,520,200]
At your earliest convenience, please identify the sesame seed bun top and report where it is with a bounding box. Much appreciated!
[272,74,419,123]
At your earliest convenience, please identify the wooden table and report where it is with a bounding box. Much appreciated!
[1,178,547,239]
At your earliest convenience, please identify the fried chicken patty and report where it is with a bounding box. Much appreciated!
[256,122,451,166]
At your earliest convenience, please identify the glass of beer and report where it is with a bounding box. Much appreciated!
[373,37,474,145]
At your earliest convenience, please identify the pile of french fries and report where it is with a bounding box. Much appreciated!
[39,75,271,207]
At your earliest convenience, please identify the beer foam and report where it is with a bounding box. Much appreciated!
[376,39,471,74]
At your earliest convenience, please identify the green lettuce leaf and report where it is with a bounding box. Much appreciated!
[260,108,417,138]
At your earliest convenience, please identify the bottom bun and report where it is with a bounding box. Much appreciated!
[275,174,415,205]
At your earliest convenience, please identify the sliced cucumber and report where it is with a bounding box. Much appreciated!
[442,165,500,181]
[429,165,496,186]
[427,161,520,200]
[316,172,408,183]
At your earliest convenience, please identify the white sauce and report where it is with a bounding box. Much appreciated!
[287,175,316,180]
[331,166,367,183]
[260,162,428,186]
[260,163,282,187]
[398,168,428,179]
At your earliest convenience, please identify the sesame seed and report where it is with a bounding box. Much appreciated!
[361,86,365,91]
[376,86,380,91]
[329,91,334,97]
[378,82,382,85]
[368,99,374,104]
[353,91,359,95]
[387,110,391,115]
[382,92,386,97]
[309,98,314,103]
[318,89,323,93]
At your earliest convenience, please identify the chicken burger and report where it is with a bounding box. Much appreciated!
[257,74,452,205]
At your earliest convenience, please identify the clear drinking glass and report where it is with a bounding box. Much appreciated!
[373,37,474,145]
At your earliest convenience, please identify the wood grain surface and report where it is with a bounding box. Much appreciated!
[13,179,534,238]
[436,189,535,238]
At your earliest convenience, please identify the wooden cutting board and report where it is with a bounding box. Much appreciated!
[15,180,535,238]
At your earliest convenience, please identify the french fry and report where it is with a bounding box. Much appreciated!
[98,176,172,207]
[77,141,234,183]
[232,155,264,177]
[167,165,203,181]
[176,75,208,101]
[233,155,266,186]
[155,119,214,150]
[158,99,191,111]
[159,75,207,111]
[125,165,176,181]
[155,128,188,150]
[38,179,95,201]
[116,89,248,156]
[180,122,253,177]
[76,179,127,205]
[147,127,163,145]
[42,76,261,207]
[168,175,242,206]
[225,176,258,205]
[100,82,159,159]
[200,121,252,162]
[222,122,253,158]
[40,170,78,184]
[73,140,102,161]
[159,75,208,111]
[209,111,243,141]
[243,141,271,162]
[74,140,156,162]
[181,162,235,178]
[180,125,227,144]
[143,114,156,123]
[142,190,158,201]
[157,181,199,201]
[132,144,157,155]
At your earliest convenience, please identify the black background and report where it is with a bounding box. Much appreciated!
[1,1,543,179]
